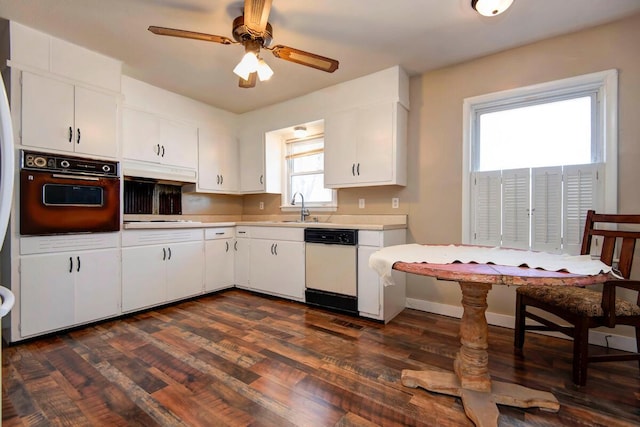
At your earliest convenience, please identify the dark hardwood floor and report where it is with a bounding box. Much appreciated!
[2,289,639,426]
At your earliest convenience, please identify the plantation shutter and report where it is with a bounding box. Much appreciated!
[502,168,530,249]
[531,166,563,253]
[472,171,501,246]
[563,163,603,255]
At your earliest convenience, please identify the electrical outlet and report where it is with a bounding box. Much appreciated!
[392,198,399,209]
[259,201,264,210]
[358,198,365,209]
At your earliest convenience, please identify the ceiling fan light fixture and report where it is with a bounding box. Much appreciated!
[233,51,259,80]
[256,58,274,81]
[471,0,514,16]
[293,126,308,138]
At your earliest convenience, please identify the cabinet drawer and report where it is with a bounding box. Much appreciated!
[236,226,251,238]
[122,228,203,247]
[251,226,303,242]
[21,232,119,255]
[205,227,234,240]
[358,230,383,247]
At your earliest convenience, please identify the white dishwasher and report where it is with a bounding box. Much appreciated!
[304,228,358,314]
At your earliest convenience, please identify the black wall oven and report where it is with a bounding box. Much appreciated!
[20,150,120,235]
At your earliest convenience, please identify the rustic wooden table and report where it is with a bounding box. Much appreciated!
[393,260,609,427]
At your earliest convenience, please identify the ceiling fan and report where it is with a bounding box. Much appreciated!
[148,0,339,88]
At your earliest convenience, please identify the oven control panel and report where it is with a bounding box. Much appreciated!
[22,151,119,177]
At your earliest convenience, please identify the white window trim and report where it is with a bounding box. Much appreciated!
[462,69,618,244]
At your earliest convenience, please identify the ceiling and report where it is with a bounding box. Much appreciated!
[1,0,639,114]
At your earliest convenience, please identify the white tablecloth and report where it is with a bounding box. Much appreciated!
[369,244,611,286]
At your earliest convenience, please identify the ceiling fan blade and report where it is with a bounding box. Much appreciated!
[243,0,272,33]
[148,26,235,45]
[239,72,257,88]
[270,45,339,73]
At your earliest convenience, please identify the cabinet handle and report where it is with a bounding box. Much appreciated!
[225,241,229,252]
[69,256,73,273]
[216,174,220,185]
[68,127,73,143]
[259,174,263,184]
[273,243,278,256]
[156,144,160,155]
[234,241,238,251]
[270,243,274,255]
[220,175,223,184]
[238,231,246,235]
[215,232,224,235]
[357,163,360,176]
[77,256,81,272]
[162,247,167,260]
[76,128,81,144]
[167,247,172,260]
[351,163,355,176]
[161,145,165,157]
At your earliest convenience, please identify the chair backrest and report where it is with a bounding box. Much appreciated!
[580,210,640,279]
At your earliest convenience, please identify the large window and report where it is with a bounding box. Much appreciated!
[463,70,618,254]
[283,135,336,209]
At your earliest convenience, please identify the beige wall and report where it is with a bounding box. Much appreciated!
[403,13,640,314]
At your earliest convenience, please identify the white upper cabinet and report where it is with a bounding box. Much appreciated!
[21,71,118,158]
[324,101,407,188]
[239,125,266,193]
[122,107,198,170]
[196,127,238,193]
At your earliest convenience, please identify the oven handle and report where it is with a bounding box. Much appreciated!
[52,174,100,181]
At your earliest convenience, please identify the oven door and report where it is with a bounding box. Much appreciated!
[20,170,120,235]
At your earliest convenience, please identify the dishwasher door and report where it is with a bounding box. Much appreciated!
[305,243,357,296]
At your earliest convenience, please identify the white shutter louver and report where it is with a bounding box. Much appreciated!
[472,171,501,246]
[502,168,530,249]
[563,163,603,255]
[531,166,563,252]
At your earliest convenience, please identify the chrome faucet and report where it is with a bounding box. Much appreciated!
[291,192,310,222]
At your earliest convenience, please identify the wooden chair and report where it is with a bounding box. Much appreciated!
[514,210,640,386]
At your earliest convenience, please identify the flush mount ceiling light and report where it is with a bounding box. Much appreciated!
[471,0,514,16]
[293,126,308,138]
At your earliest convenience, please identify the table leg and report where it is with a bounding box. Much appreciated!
[401,281,559,427]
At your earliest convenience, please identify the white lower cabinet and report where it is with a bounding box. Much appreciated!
[357,229,407,323]
[247,227,305,301]
[19,234,120,338]
[122,229,204,312]
[205,228,235,292]
[234,227,251,288]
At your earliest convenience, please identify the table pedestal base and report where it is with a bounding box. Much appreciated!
[401,281,559,427]
[402,369,559,427]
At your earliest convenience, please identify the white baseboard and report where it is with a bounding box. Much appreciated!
[405,298,637,353]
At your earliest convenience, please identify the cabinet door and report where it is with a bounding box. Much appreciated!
[249,240,304,300]
[324,108,358,186]
[248,239,280,293]
[73,86,118,158]
[234,238,250,287]
[357,245,381,317]
[205,239,235,292]
[239,127,265,192]
[21,72,75,152]
[160,120,198,169]
[166,241,204,301]
[356,102,394,184]
[198,127,238,192]
[20,253,75,336]
[122,108,161,163]
[74,249,120,324]
[122,245,166,312]
[271,240,305,300]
